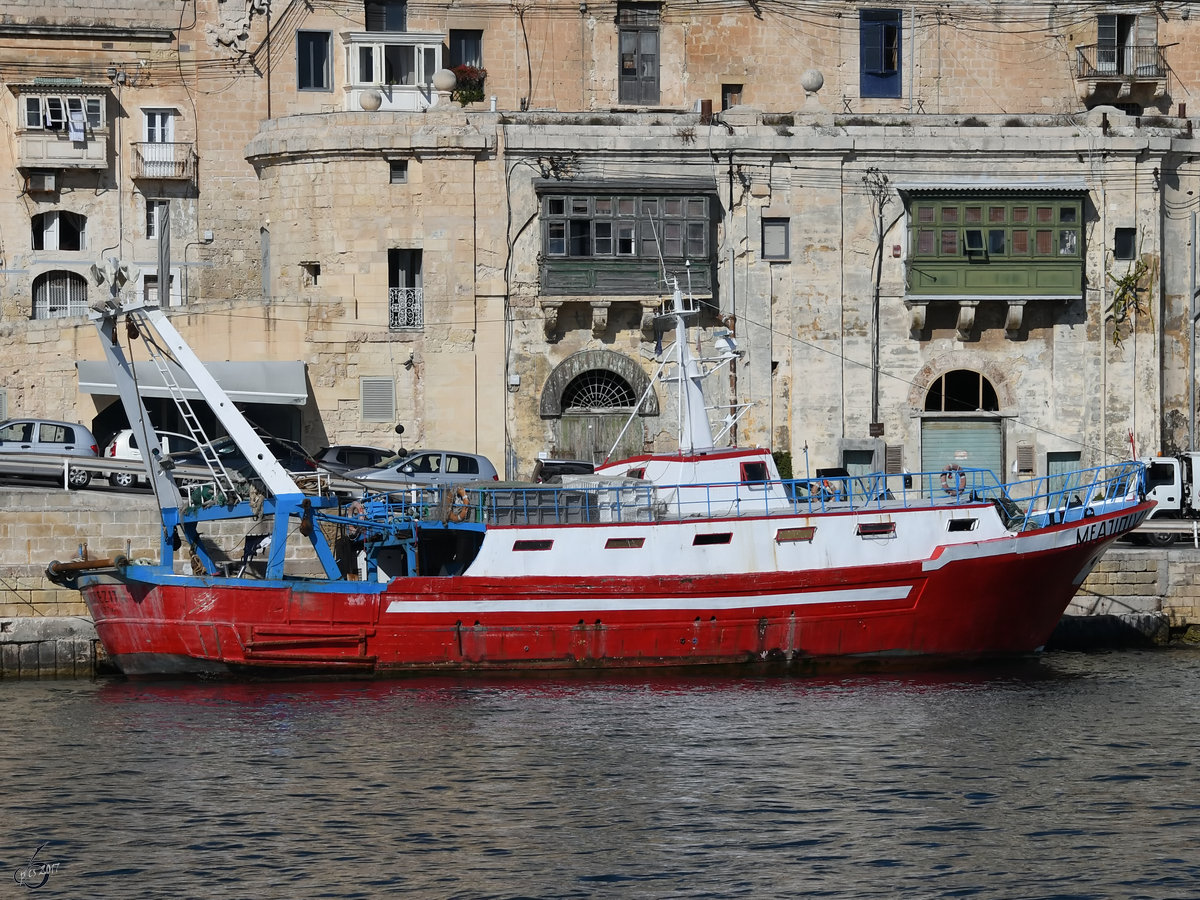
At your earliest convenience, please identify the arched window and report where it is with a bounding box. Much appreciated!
[31,211,86,251]
[562,369,637,411]
[924,369,998,412]
[32,271,88,319]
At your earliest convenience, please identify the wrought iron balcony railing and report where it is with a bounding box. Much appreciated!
[131,142,198,180]
[1076,43,1165,79]
[389,286,424,330]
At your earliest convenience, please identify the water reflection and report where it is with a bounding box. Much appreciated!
[0,649,1198,897]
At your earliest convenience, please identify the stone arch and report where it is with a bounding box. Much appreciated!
[908,354,1014,413]
[540,349,659,418]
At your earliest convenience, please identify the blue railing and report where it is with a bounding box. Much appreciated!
[332,461,1146,533]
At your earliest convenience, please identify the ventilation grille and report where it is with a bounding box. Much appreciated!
[360,377,396,423]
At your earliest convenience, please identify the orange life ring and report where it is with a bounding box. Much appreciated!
[940,464,966,495]
[447,486,471,523]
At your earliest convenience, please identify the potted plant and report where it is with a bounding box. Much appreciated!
[451,64,487,105]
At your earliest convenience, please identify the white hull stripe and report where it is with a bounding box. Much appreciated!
[385,585,913,616]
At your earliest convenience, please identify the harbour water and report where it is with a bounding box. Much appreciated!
[2,648,1199,899]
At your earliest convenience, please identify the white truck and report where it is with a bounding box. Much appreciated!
[1136,453,1200,546]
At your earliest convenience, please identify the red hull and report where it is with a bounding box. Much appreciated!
[79,509,1145,677]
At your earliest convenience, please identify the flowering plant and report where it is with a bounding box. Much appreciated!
[451,64,487,105]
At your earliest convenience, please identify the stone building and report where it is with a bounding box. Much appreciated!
[0,0,1197,483]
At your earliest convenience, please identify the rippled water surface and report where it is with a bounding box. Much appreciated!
[3,649,1200,898]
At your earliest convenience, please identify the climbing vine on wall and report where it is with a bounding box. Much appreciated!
[1106,257,1152,347]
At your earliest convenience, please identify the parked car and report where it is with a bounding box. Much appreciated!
[531,458,595,483]
[165,434,316,481]
[0,417,99,488]
[103,428,201,489]
[312,444,393,476]
[345,449,499,488]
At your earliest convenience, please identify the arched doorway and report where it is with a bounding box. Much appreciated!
[540,349,659,464]
[920,369,1004,476]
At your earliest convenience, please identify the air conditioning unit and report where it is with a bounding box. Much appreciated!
[26,171,57,193]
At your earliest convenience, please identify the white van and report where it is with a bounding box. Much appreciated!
[104,428,200,488]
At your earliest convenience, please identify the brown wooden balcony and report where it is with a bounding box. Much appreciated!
[131,142,197,181]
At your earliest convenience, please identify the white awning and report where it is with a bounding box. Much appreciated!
[77,360,308,406]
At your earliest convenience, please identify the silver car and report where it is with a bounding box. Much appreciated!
[0,417,99,488]
[345,449,499,488]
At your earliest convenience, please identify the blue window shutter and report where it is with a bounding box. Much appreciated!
[860,9,902,99]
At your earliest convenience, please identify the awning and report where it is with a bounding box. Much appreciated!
[894,179,1089,195]
[77,360,308,406]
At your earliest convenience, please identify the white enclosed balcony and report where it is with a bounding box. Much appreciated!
[342,31,451,112]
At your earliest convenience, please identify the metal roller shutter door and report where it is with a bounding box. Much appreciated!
[920,418,1003,479]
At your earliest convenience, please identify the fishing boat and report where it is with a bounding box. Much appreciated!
[52,270,1152,677]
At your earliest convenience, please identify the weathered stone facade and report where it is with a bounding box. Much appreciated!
[0,1,1198,481]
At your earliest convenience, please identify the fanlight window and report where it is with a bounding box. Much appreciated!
[562,370,637,411]
[924,370,998,412]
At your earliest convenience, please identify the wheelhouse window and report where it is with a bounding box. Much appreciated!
[538,181,716,295]
[32,270,88,319]
[905,192,1085,298]
[31,211,86,251]
[298,31,332,90]
[860,8,902,99]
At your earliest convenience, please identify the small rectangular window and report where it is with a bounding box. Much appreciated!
[1012,206,1030,223]
[594,221,613,255]
[987,230,1005,254]
[297,31,331,91]
[917,229,934,254]
[1059,230,1078,256]
[721,83,743,110]
[24,97,41,129]
[146,200,169,239]
[964,229,985,255]
[1012,230,1029,254]
[85,97,103,128]
[941,207,959,224]
[1114,227,1136,260]
[449,29,483,68]
[513,539,553,552]
[940,229,958,255]
[616,224,635,255]
[1035,229,1052,254]
[964,206,982,224]
[44,97,65,130]
[389,160,408,183]
[762,217,789,260]
[988,207,1006,223]
[917,206,935,224]
[605,537,645,549]
[548,222,566,255]
[1059,206,1077,224]
[775,527,816,543]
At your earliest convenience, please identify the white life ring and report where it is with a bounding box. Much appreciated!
[940,464,966,495]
